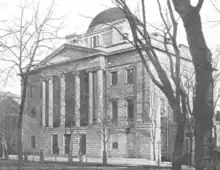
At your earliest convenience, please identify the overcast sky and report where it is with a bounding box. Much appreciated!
[0,0,219,95]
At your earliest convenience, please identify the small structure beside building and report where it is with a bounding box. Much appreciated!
[0,91,20,157]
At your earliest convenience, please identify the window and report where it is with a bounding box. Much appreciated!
[160,98,166,116]
[111,71,117,86]
[64,134,71,154]
[31,135,36,148]
[30,84,35,98]
[112,133,118,149]
[90,35,99,48]
[216,111,220,121]
[126,68,134,84]
[84,38,88,46]
[102,31,112,46]
[115,26,123,42]
[127,98,134,120]
[31,107,36,118]
[52,134,59,155]
[112,100,118,125]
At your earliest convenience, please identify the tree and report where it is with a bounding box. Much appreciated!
[0,0,64,168]
[95,115,112,165]
[113,0,188,169]
[171,1,214,170]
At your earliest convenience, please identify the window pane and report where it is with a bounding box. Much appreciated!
[127,68,134,84]
[111,72,117,85]
[112,100,118,125]
[127,99,134,120]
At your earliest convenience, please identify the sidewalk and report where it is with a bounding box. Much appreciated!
[8,155,194,170]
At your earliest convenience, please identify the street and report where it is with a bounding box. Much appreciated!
[0,160,168,170]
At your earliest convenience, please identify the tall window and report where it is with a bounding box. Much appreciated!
[127,98,134,120]
[111,71,117,86]
[126,68,134,84]
[112,100,118,125]
[31,135,36,148]
[29,84,35,98]
[160,98,166,116]
[64,134,71,154]
[52,134,59,155]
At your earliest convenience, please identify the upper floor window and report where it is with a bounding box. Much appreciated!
[31,107,37,118]
[111,100,118,125]
[29,84,35,98]
[216,111,220,121]
[127,98,134,120]
[102,31,112,46]
[90,35,99,48]
[160,98,166,116]
[111,71,118,86]
[126,68,134,84]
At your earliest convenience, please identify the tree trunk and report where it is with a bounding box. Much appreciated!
[17,76,28,169]
[153,141,156,161]
[172,110,186,170]
[181,8,213,170]
[102,127,107,165]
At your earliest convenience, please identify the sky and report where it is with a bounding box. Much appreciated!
[0,0,219,95]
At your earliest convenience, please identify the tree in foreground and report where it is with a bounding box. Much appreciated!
[171,1,214,170]
[0,0,64,168]
[113,0,188,169]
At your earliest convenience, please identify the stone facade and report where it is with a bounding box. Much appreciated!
[22,7,194,162]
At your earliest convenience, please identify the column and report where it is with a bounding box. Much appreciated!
[48,78,53,127]
[75,72,80,127]
[60,74,65,127]
[88,70,93,124]
[97,69,104,123]
[42,81,46,127]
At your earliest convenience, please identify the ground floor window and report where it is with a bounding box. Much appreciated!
[79,134,86,155]
[64,134,71,155]
[112,133,118,149]
[52,134,59,155]
[31,135,36,149]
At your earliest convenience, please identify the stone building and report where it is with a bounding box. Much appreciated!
[22,7,193,162]
[0,92,20,156]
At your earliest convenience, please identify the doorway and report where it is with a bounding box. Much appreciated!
[79,134,86,155]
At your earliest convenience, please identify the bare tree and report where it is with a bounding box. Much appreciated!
[95,115,112,165]
[170,1,214,170]
[0,0,64,168]
[112,0,188,169]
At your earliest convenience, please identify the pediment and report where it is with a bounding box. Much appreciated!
[40,43,104,66]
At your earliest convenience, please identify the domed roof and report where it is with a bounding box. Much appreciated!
[86,7,126,33]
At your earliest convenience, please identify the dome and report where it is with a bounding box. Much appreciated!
[86,7,126,33]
